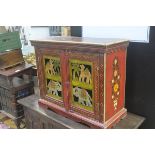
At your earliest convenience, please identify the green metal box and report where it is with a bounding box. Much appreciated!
[0,31,22,52]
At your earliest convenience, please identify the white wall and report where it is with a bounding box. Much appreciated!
[22,26,150,55]
[82,26,150,42]
[30,27,50,39]
[22,27,50,55]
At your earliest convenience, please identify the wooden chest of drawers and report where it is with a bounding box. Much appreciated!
[0,63,34,128]
[31,36,129,128]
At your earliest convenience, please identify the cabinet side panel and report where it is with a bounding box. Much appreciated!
[105,47,127,121]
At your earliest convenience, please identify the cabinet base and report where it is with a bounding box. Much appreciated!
[38,99,127,129]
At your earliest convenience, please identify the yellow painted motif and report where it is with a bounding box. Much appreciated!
[111,57,120,110]
[114,83,119,92]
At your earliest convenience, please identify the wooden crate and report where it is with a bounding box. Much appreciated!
[0,31,22,52]
[0,64,35,128]
[0,49,24,70]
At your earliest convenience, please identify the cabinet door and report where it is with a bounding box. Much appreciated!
[67,51,100,120]
[37,48,65,107]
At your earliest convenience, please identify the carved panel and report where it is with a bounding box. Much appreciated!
[44,56,63,101]
[69,59,94,112]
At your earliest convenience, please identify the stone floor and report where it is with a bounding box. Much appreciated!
[0,112,25,129]
[0,112,17,129]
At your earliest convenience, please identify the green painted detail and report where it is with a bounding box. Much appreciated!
[0,32,22,52]
[70,59,92,66]
[72,81,93,90]
[46,75,61,82]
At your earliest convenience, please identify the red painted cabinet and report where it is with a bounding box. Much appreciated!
[31,37,129,128]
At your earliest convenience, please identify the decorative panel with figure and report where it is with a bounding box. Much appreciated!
[44,56,62,101]
[70,60,93,112]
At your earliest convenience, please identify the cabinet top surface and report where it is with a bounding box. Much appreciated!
[31,36,129,47]
[0,63,34,77]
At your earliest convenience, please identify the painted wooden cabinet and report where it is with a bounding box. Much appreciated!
[31,36,129,128]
